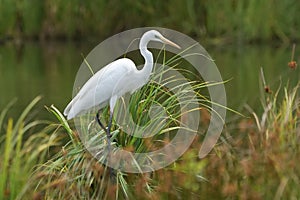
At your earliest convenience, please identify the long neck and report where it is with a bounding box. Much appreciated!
[139,37,154,80]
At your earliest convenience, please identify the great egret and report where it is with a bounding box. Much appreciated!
[64,30,180,144]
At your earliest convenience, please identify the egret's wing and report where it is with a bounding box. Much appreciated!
[64,58,136,119]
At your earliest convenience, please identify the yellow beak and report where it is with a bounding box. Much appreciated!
[159,36,181,49]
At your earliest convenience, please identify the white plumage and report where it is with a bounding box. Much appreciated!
[64,30,180,121]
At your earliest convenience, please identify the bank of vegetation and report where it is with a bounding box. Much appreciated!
[0,0,299,43]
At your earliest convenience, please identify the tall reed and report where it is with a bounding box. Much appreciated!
[0,96,60,200]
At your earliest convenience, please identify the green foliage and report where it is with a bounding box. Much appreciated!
[19,47,214,199]
[0,0,299,42]
[22,105,124,199]
[201,80,300,199]
[21,0,44,36]
[0,97,61,200]
[0,0,17,35]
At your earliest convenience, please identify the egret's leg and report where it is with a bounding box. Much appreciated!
[106,111,115,179]
[107,111,113,138]
[95,109,115,180]
[104,111,114,153]
[96,110,106,132]
[107,95,117,141]
[99,95,117,180]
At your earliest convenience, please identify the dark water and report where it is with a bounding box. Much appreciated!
[0,41,299,121]
[0,41,92,120]
[212,44,300,113]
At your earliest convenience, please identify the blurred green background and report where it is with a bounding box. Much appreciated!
[1,0,299,42]
[0,0,299,117]
[1,1,300,199]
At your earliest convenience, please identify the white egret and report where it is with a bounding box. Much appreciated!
[64,30,180,143]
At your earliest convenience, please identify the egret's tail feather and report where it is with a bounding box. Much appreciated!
[63,100,75,120]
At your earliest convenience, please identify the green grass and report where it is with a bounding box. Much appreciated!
[1,42,300,199]
[0,96,62,200]
[199,76,300,199]
[10,79,300,199]
[21,78,300,199]
[18,46,216,199]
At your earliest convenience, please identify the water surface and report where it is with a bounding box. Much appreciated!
[0,41,298,121]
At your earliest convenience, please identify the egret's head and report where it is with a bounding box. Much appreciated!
[145,30,181,49]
